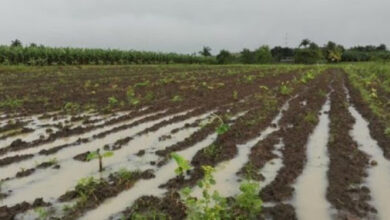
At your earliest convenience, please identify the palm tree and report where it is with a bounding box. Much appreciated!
[299,39,311,48]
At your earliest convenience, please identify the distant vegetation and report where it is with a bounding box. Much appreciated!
[0,39,389,65]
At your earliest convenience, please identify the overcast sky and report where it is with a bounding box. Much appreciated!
[1,0,389,54]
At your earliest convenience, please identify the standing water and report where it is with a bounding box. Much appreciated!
[349,105,390,220]
[293,96,332,220]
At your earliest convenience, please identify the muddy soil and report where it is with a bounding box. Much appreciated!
[327,70,374,219]
[345,72,390,160]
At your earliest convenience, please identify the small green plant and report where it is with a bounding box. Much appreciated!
[126,87,140,106]
[74,176,100,205]
[279,82,293,95]
[171,95,183,102]
[235,181,263,218]
[108,96,119,108]
[304,112,318,124]
[64,102,80,113]
[385,127,390,137]
[171,153,191,178]
[116,168,139,184]
[203,144,218,158]
[134,80,150,87]
[34,207,49,220]
[300,70,316,84]
[233,90,238,100]
[259,85,269,90]
[87,149,114,172]
[211,113,230,135]
[181,165,229,220]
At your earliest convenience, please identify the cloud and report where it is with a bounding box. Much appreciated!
[0,0,389,53]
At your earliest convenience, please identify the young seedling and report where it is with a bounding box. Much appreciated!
[211,113,230,135]
[171,153,191,179]
[87,149,114,172]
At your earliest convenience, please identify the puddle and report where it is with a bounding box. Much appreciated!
[192,98,293,197]
[258,140,284,189]
[293,96,332,220]
[349,104,390,220]
[80,133,218,220]
[0,111,167,180]
[0,112,210,206]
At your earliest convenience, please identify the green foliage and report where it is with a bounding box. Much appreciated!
[171,95,183,102]
[199,46,212,57]
[180,166,263,220]
[75,176,100,202]
[203,144,218,158]
[34,207,49,220]
[235,181,263,218]
[171,153,192,177]
[216,50,234,64]
[385,127,390,137]
[300,70,316,84]
[233,90,238,100]
[126,87,140,106]
[216,123,230,135]
[63,102,80,113]
[131,211,168,220]
[254,46,273,64]
[295,43,323,64]
[0,97,24,109]
[279,82,293,95]
[108,96,119,107]
[87,150,113,161]
[0,44,216,65]
[181,166,229,220]
[304,112,318,124]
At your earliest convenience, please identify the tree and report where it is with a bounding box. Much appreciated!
[216,50,233,64]
[199,46,212,57]
[324,41,343,63]
[11,39,22,47]
[255,46,273,63]
[295,41,323,64]
[271,46,295,62]
[299,39,311,48]
[377,44,387,51]
[240,49,256,64]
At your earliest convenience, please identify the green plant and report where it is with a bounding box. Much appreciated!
[181,166,229,220]
[171,95,183,102]
[212,113,230,135]
[108,96,119,108]
[87,149,114,172]
[279,83,293,95]
[203,144,218,158]
[63,102,80,113]
[171,153,191,178]
[234,181,263,219]
[34,207,49,220]
[304,112,318,124]
[233,90,238,100]
[385,127,390,137]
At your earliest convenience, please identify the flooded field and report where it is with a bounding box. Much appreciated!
[0,65,389,219]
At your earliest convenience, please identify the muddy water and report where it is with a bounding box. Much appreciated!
[0,111,147,159]
[349,105,390,220]
[258,140,284,189]
[0,112,209,206]
[0,111,166,179]
[193,98,293,198]
[293,96,332,220]
[81,133,218,220]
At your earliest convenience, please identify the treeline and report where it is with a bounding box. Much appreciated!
[0,40,215,65]
[212,39,390,64]
[0,39,389,65]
